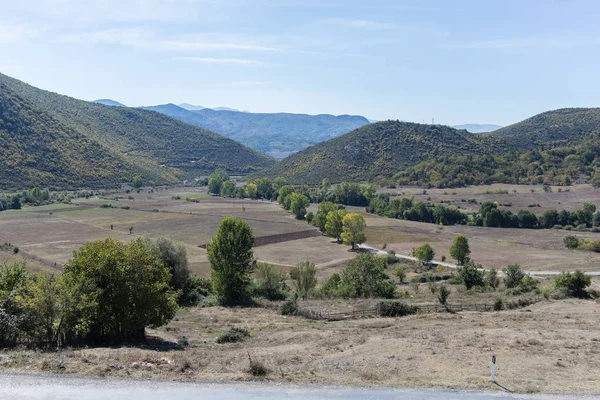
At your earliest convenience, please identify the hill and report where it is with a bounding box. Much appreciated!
[452,124,502,133]
[93,99,126,107]
[0,73,275,189]
[487,108,600,150]
[143,104,370,159]
[254,121,486,183]
[0,84,143,189]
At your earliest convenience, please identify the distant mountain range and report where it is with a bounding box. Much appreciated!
[93,99,126,107]
[452,124,502,133]
[0,73,274,189]
[178,103,247,112]
[142,104,370,159]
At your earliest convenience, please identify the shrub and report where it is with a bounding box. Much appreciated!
[427,281,438,294]
[216,327,250,344]
[278,299,298,316]
[375,300,417,317]
[385,251,398,265]
[563,235,580,249]
[456,259,485,290]
[414,244,435,264]
[289,261,317,300]
[247,353,269,376]
[180,275,212,306]
[320,273,341,297]
[252,263,287,301]
[503,264,525,289]
[540,286,551,299]
[337,254,396,298]
[493,297,503,311]
[485,268,499,289]
[554,270,591,297]
[437,285,450,307]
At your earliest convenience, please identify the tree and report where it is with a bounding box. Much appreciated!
[154,237,189,291]
[338,254,395,298]
[289,193,310,220]
[277,186,294,209]
[221,180,236,198]
[208,217,256,305]
[253,177,274,200]
[485,268,499,289]
[341,213,366,250]
[208,169,229,195]
[456,259,485,290]
[321,178,331,192]
[289,261,317,300]
[132,176,143,189]
[554,270,591,297]
[449,235,470,265]
[244,183,258,199]
[313,202,338,232]
[393,265,406,283]
[503,264,525,289]
[414,244,435,264]
[325,209,347,243]
[61,238,178,343]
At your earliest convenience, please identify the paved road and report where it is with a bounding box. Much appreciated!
[0,374,591,400]
[358,244,600,276]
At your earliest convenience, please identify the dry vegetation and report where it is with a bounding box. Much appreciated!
[1,299,599,394]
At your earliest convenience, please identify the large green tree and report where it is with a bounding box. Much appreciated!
[62,238,178,343]
[325,209,347,243]
[414,244,435,264]
[289,193,310,220]
[208,217,256,305]
[341,213,366,250]
[449,235,471,265]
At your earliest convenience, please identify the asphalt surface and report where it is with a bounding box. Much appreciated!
[0,374,593,400]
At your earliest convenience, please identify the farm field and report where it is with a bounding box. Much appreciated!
[1,185,600,275]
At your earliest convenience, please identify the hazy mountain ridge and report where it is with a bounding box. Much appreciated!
[143,103,370,159]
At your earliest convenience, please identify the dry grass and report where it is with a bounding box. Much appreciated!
[1,299,599,394]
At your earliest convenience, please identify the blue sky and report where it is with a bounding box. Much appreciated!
[1,0,599,125]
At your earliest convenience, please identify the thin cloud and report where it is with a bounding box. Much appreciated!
[322,18,395,30]
[58,28,283,52]
[216,81,269,87]
[177,57,266,65]
[450,34,600,50]
[0,23,42,43]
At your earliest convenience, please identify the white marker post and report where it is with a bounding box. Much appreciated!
[491,355,497,383]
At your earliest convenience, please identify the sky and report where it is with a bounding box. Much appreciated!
[1,0,600,125]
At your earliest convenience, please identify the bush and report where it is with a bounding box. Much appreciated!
[503,264,525,288]
[289,261,317,300]
[278,299,298,316]
[375,300,417,317]
[385,251,398,265]
[216,327,250,344]
[493,297,503,311]
[252,263,287,301]
[437,285,450,307]
[180,275,212,306]
[392,265,406,283]
[563,235,581,250]
[337,254,396,298]
[485,268,499,289]
[554,270,591,297]
[247,353,269,376]
[456,259,485,290]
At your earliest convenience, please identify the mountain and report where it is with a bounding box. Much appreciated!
[253,121,486,184]
[453,124,502,133]
[178,103,205,111]
[0,73,275,189]
[93,99,126,107]
[487,108,600,150]
[0,84,141,189]
[143,104,370,159]
[255,108,600,187]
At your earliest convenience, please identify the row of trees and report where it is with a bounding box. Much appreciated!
[367,195,467,225]
[474,201,599,230]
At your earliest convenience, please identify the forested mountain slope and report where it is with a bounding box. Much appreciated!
[254,121,486,183]
[0,73,275,188]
